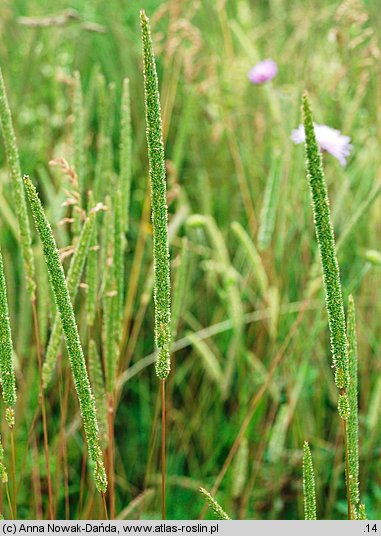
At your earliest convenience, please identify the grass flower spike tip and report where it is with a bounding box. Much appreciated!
[140,10,171,380]
[199,488,231,520]
[302,442,317,520]
[291,123,352,166]
[0,251,16,412]
[248,59,277,84]
[24,176,107,493]
[302,93,350,394]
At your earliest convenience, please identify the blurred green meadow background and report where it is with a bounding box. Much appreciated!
[0,0,381,520]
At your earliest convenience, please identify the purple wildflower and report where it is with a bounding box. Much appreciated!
[291,123,352,166]
[248,59,277,84]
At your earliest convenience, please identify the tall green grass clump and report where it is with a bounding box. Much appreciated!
[24,175,107,494]
[0,68,35,299]
[302,442,317,520]
[140,10,171,381]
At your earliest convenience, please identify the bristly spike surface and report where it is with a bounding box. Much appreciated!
[42,205,101,388]
[140,10,171,380]
[120,77,132,235]
[0,68,36,299]
[302,93,349,391]
[199,487,231,520]
[347,295,360,508]
[302,441,317,520]
[0,250,17,411]
[24,176,107,493]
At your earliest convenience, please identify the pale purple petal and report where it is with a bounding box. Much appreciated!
[291,123,353,166]
[248,59,277,84]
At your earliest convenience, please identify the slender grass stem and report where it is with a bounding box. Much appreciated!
[9,429,16,519]
[5,482,13,520]
[161,379,166,520]
[342,404,352,520]
[101,492,109,520]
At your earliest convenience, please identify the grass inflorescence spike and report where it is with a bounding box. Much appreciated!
[302,441,317,520]
[73,70,86,197]
[24,175,107,493]
[0,68,35,299]
[302,93,349,391]
[199,487,231,520]
[140,10,171,380]
[0,250,16,412]
[346,295,360,514]
[302,92,352,519]
[120,78,132,235]
[42,203,103,388]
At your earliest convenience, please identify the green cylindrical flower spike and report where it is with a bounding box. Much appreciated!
[199,487,231,520]
[113,189,124,333]
[302,441,317,520]
[258,156,282,252]
[171,237,189,342]
[66,204,102,302]
[231,221,269,299]
[24,176,107,493]
[0,437,8,483]
[0,250,16,411]
[232,437,248,499]
[120,78,132,235]
[101,198,118,393]
[346,295,360,508]
[73,70,86,196]
[89,339,108,449]
[0,68,35,299]
[86,191,98,328]
[302,93,349,390]
[104,283,118,394]
[94,77,114,203]
[42,204,101,388]
[140,10,171,380]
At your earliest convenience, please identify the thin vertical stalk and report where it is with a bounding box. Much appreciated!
[161,379,166,520]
